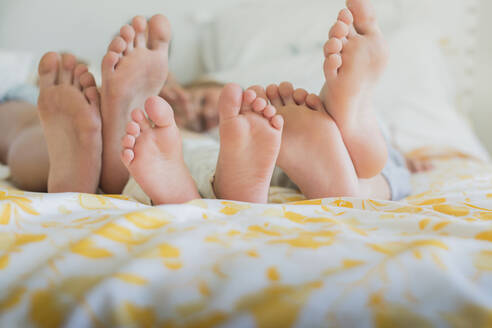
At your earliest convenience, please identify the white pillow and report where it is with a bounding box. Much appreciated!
[389,0,479,114]
[0,49,35,99]
[374,25,489,162]
[201,0,399,74]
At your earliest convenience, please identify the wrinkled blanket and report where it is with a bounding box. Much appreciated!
[0,158,491,327]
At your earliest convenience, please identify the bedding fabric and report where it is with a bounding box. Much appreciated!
[0,155,491,327]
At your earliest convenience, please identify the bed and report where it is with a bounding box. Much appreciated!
[1,0,491,327]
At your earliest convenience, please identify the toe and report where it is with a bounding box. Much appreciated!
[132,16,147,48]
[79,72,96,89]
[121,149,135,166]
[148,14,172,51]
[122,134,136,149]
[323,38,343,57]
[346,0,378,35]
[293,88,308,105]
[218,83,243,120]
[131,108,152,131]
[338,8,357,37]
[126,121,141,137]
[84,86,100,107]
[247,85,268,102]
[306,94,326,112]
[324,54,342,79]
[241,89,257,113]
[102,51,120,73]
[73,64,88,90]
[263,105,276,118]
[120,24,135,54]
[270,115,284,131]
[145,96,175,127]
[108,36,127,54]
[338,8,354,25]
[329,21,349,39]
[59,53,76,85]
[38,52,60,88]
[252,97,267,113]
[278,82,295,105]
[266,84,283,108]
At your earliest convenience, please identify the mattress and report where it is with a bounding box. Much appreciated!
[0,154,491,327]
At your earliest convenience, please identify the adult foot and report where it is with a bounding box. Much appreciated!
[214,83,283,203]
[37,52,102,193]
[320,0,388,178]
[266,82,359,199]
[121,96,200,205]
[101,14,171,194]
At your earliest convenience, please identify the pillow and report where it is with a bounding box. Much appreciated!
[0,49,35,100]
[374,25,488,162]
[201,0,399,74]
[389,0,479,114]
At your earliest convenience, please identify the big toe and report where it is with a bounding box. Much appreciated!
[218,83,243,120]
[346,0,378,35]
[148,14,172,50]
[38,52,60,88]
[145,96,175,127]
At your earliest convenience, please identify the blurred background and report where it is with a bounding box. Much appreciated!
[0,0,491,155]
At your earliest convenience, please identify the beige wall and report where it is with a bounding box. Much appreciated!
[471,0,492,155]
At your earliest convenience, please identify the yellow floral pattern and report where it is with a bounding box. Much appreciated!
[0,158,491,327]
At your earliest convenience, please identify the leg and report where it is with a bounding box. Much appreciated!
[37,52,102,193]
[320,0,389,178]
[213,84,283,203]
[100,14,171,194]
[6,125,50,192]
[0,101,50,191]
[121,96,200,205]
[0,101,40,164]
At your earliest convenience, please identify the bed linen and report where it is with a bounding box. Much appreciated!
[0,152,491,327]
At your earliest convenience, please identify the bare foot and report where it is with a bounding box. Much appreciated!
[266,82,359,199]
[101,14,171,194]
[121,96,200,205]
[213,83,283,203]
[37,52,102,193]
[320,0,388,179]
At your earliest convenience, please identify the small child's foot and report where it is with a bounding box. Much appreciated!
[101,14,171,194]
[266,82,359,199]
[121,96,200,205]
[37,52,102,193]
[214,84,283,203]
[320,0,388,178]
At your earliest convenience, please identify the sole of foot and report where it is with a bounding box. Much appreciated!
[37,52,102,193]
[214,83,284,203]
[101,14,172,194]
[266,82,359,199]
[121,96,200,205]
[320,0,389,178]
